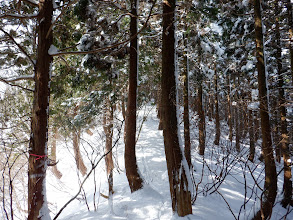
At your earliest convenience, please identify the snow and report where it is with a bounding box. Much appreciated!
[48,45,59,55]
[242,0,249,7]
[30,106,292,220]
[210,23,223,36]
[248,102,259,110]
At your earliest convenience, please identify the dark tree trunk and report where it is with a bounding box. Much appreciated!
[198,84,205,155]
[197,37,205,156]
[275,0,292,207]
[254,111,259,143]
[248,109,255,162]
[183,49,191,167]
[125,0,143,192]
[161,0,192,216]
[252,0,277,218]
[214,68,220,145]
[103,98,114,196]
[248,80,255,162]
[28,0,53,219]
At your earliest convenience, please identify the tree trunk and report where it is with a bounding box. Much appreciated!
[125,0,143,193]
[275,0,292,207]
[254,111,259,144]
[234,76,240,152]
[285,0,293,84]
[252,0,277,218]
[227,75,233,142]
[197,37,205,156]
[198,84,205,155]
[248,80,255,162]
[161,0,192,216]
[103,98,114,196]
[51,128,62,179]
[73,129,87,176]
[214,68,220,145]
[28,0,53,219]
[207,81,213,121]
[183,47,191,167]
[235,102,240,152]
[248,109,255,162]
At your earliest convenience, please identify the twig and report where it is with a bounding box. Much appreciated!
[0,77,34,92]
[52,120,124,220]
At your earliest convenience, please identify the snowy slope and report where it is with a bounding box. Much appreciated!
[46,106,293,220]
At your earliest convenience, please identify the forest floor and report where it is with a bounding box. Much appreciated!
[46,105,293,220]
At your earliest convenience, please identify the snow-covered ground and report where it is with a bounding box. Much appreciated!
[45,106,293,220]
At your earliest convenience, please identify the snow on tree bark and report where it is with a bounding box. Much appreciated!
[28,0,53,219]
[161,0,192,216]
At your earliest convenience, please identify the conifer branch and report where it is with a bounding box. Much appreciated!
[50,0,158,57]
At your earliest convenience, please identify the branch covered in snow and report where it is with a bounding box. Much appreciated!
[1,75,34,83]
[0,13,38,19]
[50,0,158,57]
[22,0,39,7]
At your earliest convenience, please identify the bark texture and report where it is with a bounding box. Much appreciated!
[183,47,191,167]
[252,0,277,218]
[125,0,144,192]
[73,129,87,176]
[275,0,292,207]
[197,37,205,156]
[28,0,53,219]
[286,0,293,84]
[161,0,192,216]
[51,129,62,179]
[103,99,114,196]
[214,69,220,145]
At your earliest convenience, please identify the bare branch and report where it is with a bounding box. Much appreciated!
[21,0,39,7]
[0,28,35,67]
[0,77,34,92]
[53,121,124,220]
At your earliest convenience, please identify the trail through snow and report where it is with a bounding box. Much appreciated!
[45,106,293,220]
